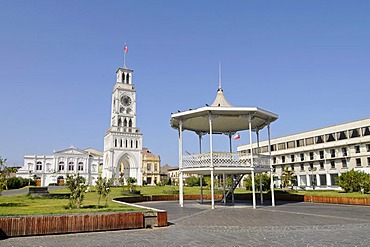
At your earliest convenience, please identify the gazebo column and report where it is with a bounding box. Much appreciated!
[179,120,184,208]
[209,114,215,209]
[257,130,263,205]
[228,132,234,204]
[198,132,203,204]
[249,114,256,209]
[268,123,275,206]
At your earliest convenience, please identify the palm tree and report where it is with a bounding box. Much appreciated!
[281,167,294,188]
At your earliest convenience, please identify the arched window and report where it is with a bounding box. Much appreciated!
[131,140,133,148]
[118,118,122,126]
[115,139,117,147]
[120,139,123,147]
[129,119,132,128]
[124,119,127,127]
[36,161,43,171]
[68,162,74,171]
[136,140,138,149]
[122,72,125,83]
[78,162,84,171]
[125,139,128,148]
[58,161,65,171]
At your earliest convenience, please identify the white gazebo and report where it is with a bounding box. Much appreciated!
[170,86,278,209]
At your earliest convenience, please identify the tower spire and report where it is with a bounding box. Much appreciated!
[218,61,222,90]
[123,43,128,68]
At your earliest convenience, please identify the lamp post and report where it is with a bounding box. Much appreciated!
[308,166,317,190]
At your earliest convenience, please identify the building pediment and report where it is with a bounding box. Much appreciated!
[54,146,88,156]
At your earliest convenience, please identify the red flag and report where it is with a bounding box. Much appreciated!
[233,134,240,140]
[124,44,128,53]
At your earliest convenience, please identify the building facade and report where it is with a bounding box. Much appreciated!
[17,146,103,186]
[102,65,143,186]
[141,148,161,185]
[238,117,370,190]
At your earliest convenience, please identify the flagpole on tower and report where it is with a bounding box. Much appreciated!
[123,43,128,68]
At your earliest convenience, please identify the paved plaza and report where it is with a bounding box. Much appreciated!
[2,200,370,246]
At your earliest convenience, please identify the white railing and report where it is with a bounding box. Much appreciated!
[182,152,271,169]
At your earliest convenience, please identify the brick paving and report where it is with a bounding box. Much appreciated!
[2,200,370,246]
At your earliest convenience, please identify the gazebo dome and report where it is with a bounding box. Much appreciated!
[211,88,232,107]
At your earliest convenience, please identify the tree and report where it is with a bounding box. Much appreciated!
[95,176,112,207]
[126,177,137,192]
[244,173,271,191]
[281,167,294,188]
[66,173,87,209]
[0,157,7,194]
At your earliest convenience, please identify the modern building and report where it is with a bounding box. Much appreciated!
[102,64,143,186]
[141,148,161,185]
[237,117,370,190]
[16,146,103,186]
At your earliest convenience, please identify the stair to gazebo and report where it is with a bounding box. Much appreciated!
[221,174,244,203]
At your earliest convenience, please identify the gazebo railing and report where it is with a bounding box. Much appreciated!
[182,152,271,169]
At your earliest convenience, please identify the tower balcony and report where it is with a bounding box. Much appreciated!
[182,152,271,172]
[109,126,141,133]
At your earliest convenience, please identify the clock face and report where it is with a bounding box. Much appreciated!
[121,95,132,106]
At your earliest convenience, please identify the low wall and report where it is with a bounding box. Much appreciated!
[304,195,370,205]
[0,210,167,238]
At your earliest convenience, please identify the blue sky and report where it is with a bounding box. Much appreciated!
[1,1,370,167]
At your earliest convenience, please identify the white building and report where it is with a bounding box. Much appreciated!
[102,65,143,186]
[17,146,103,186]
[237,117,370,190]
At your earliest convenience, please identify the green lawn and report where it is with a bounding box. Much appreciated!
[1,186,369,216]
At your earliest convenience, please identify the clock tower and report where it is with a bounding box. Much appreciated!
[102,65,143,185]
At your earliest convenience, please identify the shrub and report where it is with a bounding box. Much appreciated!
[186,176,200,187]
[244,173,271,191]
[66,173,87,209]
[336,169,370,193]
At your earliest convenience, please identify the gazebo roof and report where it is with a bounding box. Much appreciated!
[171,89,278,133]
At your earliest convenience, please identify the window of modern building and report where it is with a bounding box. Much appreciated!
[319,174,327,186]
[342,147,347,156]
[36,161,42,171]
[273,157,277,164]
[316,135,324,144]
[261,146,268,153]
[350,128,360,138]
[291,154,295,162]
[355,145,360,153]
[273,167,276,173]
[309,163,314,170]
[326,133,336,142]
[58,162,65,171]
[300,175,307,186]
[270,144,276,151]
[290,164,294,171]
[330,161,335,169]
[356,158,362,167]
[300,153,304,161]
[330,174,338,186]
[367,157,370,166]
[341,159,347,168]
[330,149,336,158]
[309,152,314,160]
[337,131,347,140]
[287,141,295,149]
[281,156,286,163]
[320,161,324,170]
[305,137,314,146]
[319,150,325,159]
[296,139,304,147]
[300,164,304,171]
[367,144,370,152]
[278,143,286,150]
[362,126,370,136]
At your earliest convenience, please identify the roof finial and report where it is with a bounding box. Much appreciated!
[218,61,222,90]
[123,43,128,68]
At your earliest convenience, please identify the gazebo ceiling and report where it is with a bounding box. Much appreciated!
[171,106,278,133]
